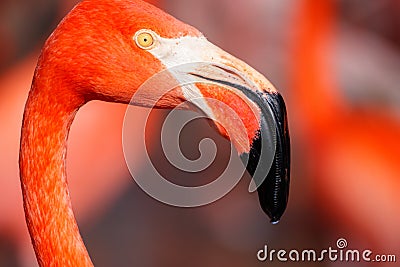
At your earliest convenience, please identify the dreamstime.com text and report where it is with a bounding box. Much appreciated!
[257,238,396,263]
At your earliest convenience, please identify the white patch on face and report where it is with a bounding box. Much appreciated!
[146,34,218,119]
[148,35,215,66]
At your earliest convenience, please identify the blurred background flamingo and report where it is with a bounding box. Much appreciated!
[1,0,399,266]
[290,0,400,254]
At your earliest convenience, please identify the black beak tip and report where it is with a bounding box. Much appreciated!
[240,92,290,224]
[260,199,285,224]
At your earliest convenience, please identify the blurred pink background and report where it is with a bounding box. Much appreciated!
[1,0,399,266]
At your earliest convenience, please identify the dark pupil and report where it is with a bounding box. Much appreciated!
[144,38,148,42]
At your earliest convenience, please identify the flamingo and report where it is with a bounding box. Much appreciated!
[19,0,290,266]
[291,0,400,249]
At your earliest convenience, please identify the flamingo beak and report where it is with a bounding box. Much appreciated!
[148,36,291,223]
[187,64,291,223]
[242,91,290,224]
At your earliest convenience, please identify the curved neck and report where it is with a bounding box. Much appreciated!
[19,79,93,266]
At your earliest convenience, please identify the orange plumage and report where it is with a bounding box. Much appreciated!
[290,0,400,250]
[20,0,290,265]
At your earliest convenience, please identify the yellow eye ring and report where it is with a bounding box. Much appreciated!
[134,30,156,50]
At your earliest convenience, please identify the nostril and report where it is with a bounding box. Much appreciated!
[212,64,247,84]
[188,63,253,91]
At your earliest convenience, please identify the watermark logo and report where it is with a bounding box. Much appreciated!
[122,62,277,208]
[257,238,397,263]
[336,238,348,249]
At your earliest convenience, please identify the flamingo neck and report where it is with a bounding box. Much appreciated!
[291,0,344,134]
[19,79,93,266]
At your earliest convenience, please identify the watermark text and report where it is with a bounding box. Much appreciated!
[257,238,396,263]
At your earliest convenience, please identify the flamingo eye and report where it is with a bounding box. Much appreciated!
[134,30,156,49]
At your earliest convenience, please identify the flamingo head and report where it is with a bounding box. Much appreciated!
[36,0,290,223]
